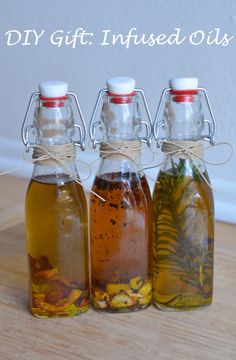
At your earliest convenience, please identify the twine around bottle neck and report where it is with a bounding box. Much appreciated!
[144,139,233,189]
[25,143,105,202]
[99,140,141,162]
[0,138,233,195]
[161,140,204,160]
[160,140,233,166]
[32,143,76,166]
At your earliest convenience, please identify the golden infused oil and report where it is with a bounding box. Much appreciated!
[26,175,89,317]
[152,77,216,311]
[22,80,89,317]
[153,166,214,310]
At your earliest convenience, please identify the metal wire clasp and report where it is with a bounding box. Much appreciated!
[153,87,217,147]
[89,88,153,148]
[21,92,87,151]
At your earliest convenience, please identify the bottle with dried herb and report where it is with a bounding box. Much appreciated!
[153,78,215,311]
[22,81,89,317]
[89,77,153,312]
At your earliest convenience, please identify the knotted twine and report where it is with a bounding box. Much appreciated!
[99,140,141,161]
[0,143,105,202]
[32,143,109,201]
[144,140,234,188]
[0,140,233,194]
[32,143,77,166]
[161,140,203,160]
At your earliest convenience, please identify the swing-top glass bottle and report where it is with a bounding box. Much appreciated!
[22,81,89,317]
[89,77,153,312]
[152,78,215,311]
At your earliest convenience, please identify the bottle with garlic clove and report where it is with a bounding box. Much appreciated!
[89,77,153,312]
[23,81,89,317]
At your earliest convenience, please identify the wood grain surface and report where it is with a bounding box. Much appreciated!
[0,221,235,360]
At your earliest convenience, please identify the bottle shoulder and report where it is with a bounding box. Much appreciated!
[91,171,151,206]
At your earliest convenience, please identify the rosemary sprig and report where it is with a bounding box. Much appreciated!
[153,158,213,296]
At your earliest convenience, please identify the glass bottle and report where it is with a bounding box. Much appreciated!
[22,81,89,317]
[152,78,215,311]
[89,77,153,312]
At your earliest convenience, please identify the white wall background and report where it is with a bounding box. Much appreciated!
[0,0,236,223]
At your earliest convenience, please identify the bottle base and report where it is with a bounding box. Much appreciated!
[93,302,151,313]
[153,298,212,312]
[30,304,89,318]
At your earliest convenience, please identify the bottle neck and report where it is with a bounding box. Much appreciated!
[34,97,75,146]
[32,97,77,181]
[164,93,204,141]
[161,93,206,173]
[96,93,143,177]
[101,93,141,142]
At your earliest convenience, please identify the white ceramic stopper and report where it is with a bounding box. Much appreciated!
[169,78,198,90]
[106,76,135,95]
[39,80,68,97]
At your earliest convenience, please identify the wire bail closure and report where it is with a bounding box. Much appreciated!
[89,88,153,148]
[153,87,217,147]
[21,92,87,152]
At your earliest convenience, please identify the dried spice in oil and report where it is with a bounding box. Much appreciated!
[90,172,152,311]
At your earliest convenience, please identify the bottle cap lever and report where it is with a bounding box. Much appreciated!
[21,91,87,151]
[89,88,153,148]
[153,87,216,147]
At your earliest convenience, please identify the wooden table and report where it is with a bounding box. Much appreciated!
[0,220,235,360]
[0,176,235,359]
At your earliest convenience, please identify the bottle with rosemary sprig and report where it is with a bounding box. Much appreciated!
[152,78,215,311]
